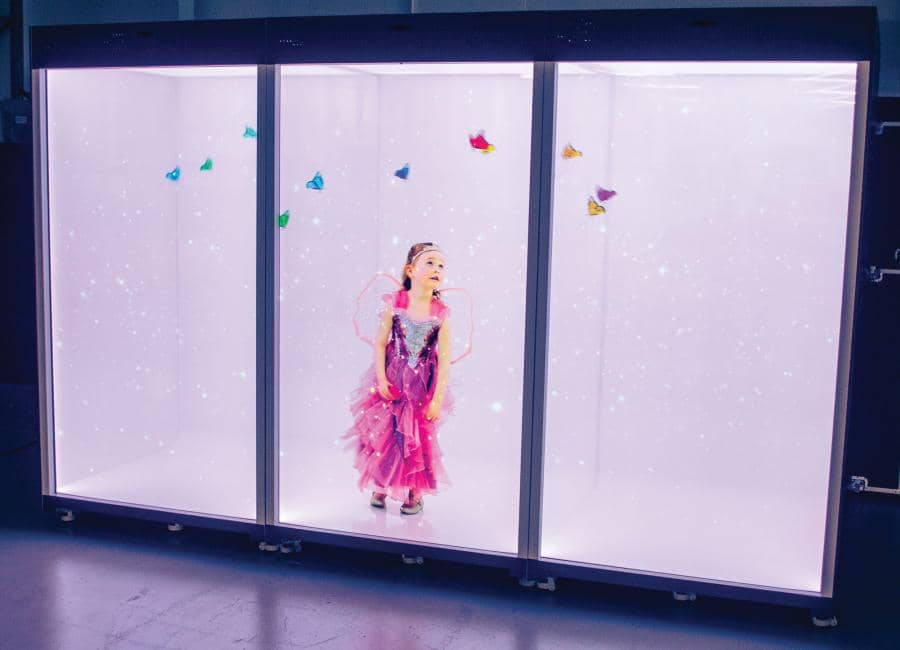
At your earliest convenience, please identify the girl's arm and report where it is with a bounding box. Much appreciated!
[374,305,394,397]
[427,319,452,419]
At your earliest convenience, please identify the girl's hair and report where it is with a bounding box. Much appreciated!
[403,242,442,299]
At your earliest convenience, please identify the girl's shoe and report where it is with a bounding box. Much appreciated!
[400,497,423,515]
[370,492,386,508]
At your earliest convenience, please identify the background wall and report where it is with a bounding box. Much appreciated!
[0,1,10,102]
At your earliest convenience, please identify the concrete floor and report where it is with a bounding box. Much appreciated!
[1,445,898,649]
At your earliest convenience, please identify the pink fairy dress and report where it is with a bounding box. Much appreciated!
[345,289,452,501]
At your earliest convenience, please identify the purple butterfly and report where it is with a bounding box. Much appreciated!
[596,186,617,202]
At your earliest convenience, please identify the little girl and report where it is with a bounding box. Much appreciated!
[345,242,452,514]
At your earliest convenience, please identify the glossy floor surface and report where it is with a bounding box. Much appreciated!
[1,445,898,649]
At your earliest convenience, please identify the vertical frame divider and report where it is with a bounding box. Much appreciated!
[32,68,56,497]
[820,61,870,599]
[518,61,557,566]
[257,65,280,528]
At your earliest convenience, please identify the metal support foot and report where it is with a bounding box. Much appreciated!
[401,554,424,565]
[847,475,900,496]
[258,541,280,552]
[518,577,537,588]
[58,509,75,523]
[279,540,302,554]
[812,615,838,628]
[167,523,183,532]
[537,577,556,592]
[673,591,697,602]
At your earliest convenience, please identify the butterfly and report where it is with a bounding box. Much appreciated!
[469,130,495,153]
[306,171,324,190]
[394,163,410,180]
[200,158,213,171]
[243,126,257,138]
[562,144,582,159]
[165,166,181,181]
[587,197,606,216]
[278,210,290,228]
[596,186,617,202]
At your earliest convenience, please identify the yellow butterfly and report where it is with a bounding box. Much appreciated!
[588,197,606,216]
[562,143,582,159]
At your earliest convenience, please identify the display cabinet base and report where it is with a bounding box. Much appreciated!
[41,496,838,624]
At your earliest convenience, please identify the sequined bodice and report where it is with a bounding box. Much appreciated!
[395,311,438,368]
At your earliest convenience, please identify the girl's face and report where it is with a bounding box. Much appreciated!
[407,252,446,290]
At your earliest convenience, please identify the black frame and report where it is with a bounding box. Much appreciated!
[31,9,877,68]
[31,7,878,620]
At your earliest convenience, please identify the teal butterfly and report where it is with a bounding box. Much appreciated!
[166,166,181,181]
[243,126,257,138]
[306,171,324,191]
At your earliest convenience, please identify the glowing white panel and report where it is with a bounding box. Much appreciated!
[46,67,257,518]
[278,62,532,552]
[542,61,858,591]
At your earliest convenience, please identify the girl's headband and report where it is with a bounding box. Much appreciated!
[410,245,444,264]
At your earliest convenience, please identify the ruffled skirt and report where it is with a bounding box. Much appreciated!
[344,364,451,501]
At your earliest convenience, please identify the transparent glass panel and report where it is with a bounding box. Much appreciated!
[542,62,858,590]
[278,63,532,552]
[46,66,257,518]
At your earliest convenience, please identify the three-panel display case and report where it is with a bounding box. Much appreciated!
[31,8,877,621]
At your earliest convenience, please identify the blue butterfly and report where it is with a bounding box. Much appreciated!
[394,163,410,180]
[166,166,181,181]
[306,171,324,191]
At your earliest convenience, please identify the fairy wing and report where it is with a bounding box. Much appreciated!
[438,287,474,364]
[353,273,403,346]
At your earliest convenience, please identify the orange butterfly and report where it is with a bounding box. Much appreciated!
[562,143,582,159]
[588,197,606,216]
